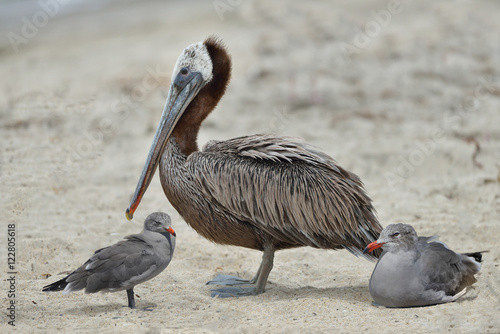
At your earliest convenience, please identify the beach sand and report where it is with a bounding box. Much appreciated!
[1,0,499,332]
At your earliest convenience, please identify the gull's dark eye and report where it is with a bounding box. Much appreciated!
[180,67,189,75]
[391,232,400,237]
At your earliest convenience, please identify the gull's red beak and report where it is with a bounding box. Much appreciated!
[363,241,384,254]
[165,226,176,237]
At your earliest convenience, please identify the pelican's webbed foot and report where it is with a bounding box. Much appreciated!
[207,274,261,298]
[206,274,255,286]
[210,286,258,298]
[207,248,275,298]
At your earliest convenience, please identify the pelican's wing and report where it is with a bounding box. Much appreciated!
[190,134,381,258]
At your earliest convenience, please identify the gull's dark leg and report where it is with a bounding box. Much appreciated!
[126,288,136,309]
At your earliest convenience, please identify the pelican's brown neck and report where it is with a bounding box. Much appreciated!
[171,37,232,156]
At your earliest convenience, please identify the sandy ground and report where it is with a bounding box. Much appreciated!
[1,0,500,332]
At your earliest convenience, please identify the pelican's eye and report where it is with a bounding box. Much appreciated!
[391,232,400,237]
[180,67,189,76]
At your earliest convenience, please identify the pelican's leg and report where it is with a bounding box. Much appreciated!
[126,288,136,309]
[254,247,274,294]
[250,261,263,284]
[209,247,275,298]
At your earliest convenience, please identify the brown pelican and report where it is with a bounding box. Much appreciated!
[126,36,382,297]
[43,212,176,308]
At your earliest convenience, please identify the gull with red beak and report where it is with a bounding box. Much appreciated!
[43,212,176,309]
[364,223,484,308]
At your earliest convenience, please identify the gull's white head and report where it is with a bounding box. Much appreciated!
[365,223,418,253]
[172,42,213,83]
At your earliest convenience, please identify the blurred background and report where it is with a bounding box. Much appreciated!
[1,0,499,332]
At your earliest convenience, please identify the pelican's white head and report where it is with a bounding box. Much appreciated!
[172,42,213,83]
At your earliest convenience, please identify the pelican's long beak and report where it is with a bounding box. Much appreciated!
[363,240,384,253]
[126,70,205,220]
